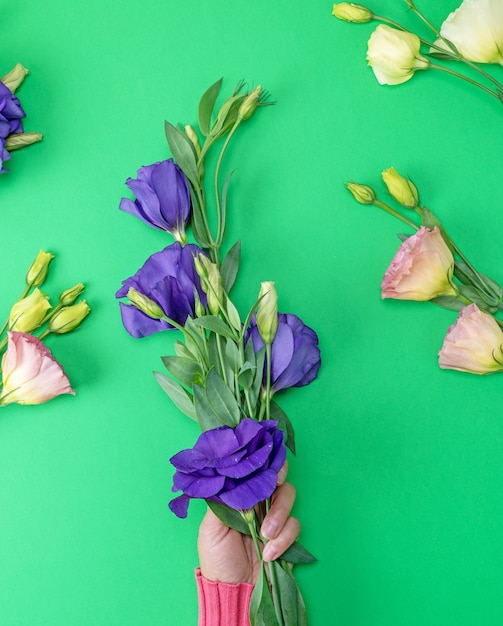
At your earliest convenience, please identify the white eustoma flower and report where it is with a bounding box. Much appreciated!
[367,25,430,85]
[433,0,503,65]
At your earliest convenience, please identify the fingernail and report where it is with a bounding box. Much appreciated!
[262,543,278,562]
[261,519,279,540]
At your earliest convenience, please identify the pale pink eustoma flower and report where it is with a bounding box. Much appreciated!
[0,331,75,405]
[438,304,503,375]
[381,226,456,301]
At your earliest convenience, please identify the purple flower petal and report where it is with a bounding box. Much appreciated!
[219,470,278,510]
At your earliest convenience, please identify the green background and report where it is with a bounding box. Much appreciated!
[1,1,502,624]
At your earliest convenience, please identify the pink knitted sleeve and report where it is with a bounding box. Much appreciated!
[196,568,254,626]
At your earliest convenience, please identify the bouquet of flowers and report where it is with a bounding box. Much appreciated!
[332,0,503,106]
[0,250,90,406]
[347,168,503,375]
[116,78,321,625]
[1,63,42,173]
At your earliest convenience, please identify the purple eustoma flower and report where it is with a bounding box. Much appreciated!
[247,313,321,393]
[169,418,286,518]
[120,159,191,244]
[116,242,207,338]
[0,81,25,140]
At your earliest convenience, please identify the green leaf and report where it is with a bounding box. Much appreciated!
[221,240,241,292]
[193,383,224,431]
[249,565,280,626]
[225,338,241,373]
[270,400,296,455]
[153,371,197,421]
[237,361,256,390]
[430,295,466,312]
[205,501,251,535]
[207,333,222,376]
[161,356,202,388]
[205,369,240,427]
[193,315,235,339]
[226,297,242,332]
[458,285,498,314]
[198,77,223,136]
[189,187,212,248]
[280,541,317,564]
[278,561,309,626]
[174,340,196,360]
[269,559,299,625]
[164,121,200,188]
[455,262,503,301]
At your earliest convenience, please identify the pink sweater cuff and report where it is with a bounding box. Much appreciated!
[196,568,254,626]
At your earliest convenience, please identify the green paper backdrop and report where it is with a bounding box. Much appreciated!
[1,1,503,624]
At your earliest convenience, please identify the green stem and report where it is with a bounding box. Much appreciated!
[373,199,419,230]
[215,334,228,385]
[214,121,241,254]
[428,62,500,100]
[265,343,272,422]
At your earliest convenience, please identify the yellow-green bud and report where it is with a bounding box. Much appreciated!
[331,2,373,23]
[26,250,54,287]
[184,125,201,157]
[59,283,85,306]
[194,289,205,318]
[1,63,29,93]
[127,287,164,319]
[381,167,420,208]
[6,132,43,151]
[197,255,223,315]
[256,281,278,345]
[238,85,261,121]
[48,301,91,334]
[9,288,51,332]
[241,508,255,523]
[346,182,376,204]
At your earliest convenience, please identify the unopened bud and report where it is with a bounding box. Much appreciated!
[26,250,54,287]
[346,182,376,204]
[197,255,223,315]
[6,132,43,151]
[59,283,85,306]
[1,63,29,93]
[331,2,373,23]
[238,85,261,121]
[48,301,90,334]
[9,288,51,332]
[184,125,201,157]
[382,167,420,208]
[127,287,164,319]
[256,281,278,345]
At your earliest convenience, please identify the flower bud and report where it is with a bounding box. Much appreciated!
[382,167,419,208]
[197,254,223,315]
[48,301,91,334]
[332,3,373,23]
[184,125,201,157]
[346,182,376,204]
[6,132,43,151]
[26,250,54,287]
[1,63,29,93]
[58,283,85,306]
[127,287,165,319]
[9,288,51,332]
[193,289,205,318]
[238,85,261,121]
[256,281,278,345]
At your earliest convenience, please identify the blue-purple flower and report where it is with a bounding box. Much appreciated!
[169,418,286,518]
[119,159,191,244]
[116,242,207,338]
[247,313,321,393]
[0,81,25,140]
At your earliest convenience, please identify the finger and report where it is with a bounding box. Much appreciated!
[260,482,296,540]
[262,516,300,562]
[276,460,288,486]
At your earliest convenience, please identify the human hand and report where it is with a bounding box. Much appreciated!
[197,464,300,584]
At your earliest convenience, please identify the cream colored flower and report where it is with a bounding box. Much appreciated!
[367,25,430,85]
[439,304,503,374]
[433,0,503,65]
